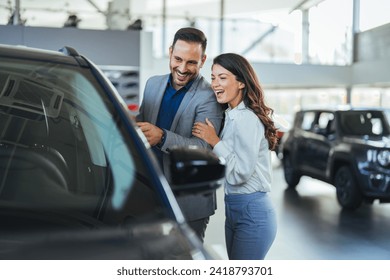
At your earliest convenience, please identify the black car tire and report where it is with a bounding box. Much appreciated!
[335,165,363,210]
[283,154,300,188]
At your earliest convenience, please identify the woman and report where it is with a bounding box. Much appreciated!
[192,53,278,260]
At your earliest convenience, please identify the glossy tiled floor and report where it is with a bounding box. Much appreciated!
[204,156,390,260]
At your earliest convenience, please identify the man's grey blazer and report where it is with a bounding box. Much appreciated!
[136,74,223,221]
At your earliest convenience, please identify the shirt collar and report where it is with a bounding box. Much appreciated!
[167,74,196,92]
[226,101,246,119]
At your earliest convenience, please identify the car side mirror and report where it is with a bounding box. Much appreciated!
[167,146,225,195]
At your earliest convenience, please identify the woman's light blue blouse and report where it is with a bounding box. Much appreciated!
[213,101,272,194]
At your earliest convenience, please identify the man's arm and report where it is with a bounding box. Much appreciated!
[161,93,223,151]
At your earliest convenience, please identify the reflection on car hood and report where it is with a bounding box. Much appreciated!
[0,219,208,260]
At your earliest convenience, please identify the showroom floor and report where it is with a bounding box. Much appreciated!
[204,155,390,260]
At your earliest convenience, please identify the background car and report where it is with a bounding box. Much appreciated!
[281,107,390,210]
[273,113,292,160]
[0,44,225,259]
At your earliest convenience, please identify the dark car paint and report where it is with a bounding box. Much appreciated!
[0,44,224,259]
[282,107,390,209]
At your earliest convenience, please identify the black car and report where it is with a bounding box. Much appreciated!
[0,44,225,259]
[282,107,390,210]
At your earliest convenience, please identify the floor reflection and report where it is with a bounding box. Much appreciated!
[205,162,390,260]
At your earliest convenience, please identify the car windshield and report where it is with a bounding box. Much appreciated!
[339,110,390,137]
[0,57,167,227]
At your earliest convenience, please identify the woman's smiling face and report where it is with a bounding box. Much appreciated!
[211,63,244,108]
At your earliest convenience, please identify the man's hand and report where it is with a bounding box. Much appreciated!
[136,122,164,146]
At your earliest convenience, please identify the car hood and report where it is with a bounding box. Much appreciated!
[0,219,210,260]
[343,135,390,148]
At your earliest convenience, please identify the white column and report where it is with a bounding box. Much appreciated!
[107,0,130,30]
[301,9,310,64]
[13,0,21,25]
[352,0,360,63]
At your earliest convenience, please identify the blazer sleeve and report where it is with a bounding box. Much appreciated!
[160,78,224,152]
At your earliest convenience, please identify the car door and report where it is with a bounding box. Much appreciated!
[304,111,335,179]
[294,111,316,172]
[0,52,200,260]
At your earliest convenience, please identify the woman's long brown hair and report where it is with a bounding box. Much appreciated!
[213,53,278,150]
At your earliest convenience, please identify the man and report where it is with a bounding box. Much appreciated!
[136,27,223,242]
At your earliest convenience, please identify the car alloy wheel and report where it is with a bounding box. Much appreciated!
[335,166,363,210]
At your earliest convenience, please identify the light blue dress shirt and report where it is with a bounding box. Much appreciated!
[213,101,272,194]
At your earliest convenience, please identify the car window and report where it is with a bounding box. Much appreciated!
[301,112,316,131]
[0,58,166,226]
[340,111,387,136]
[318,112,333,128]
[310,112,335,135]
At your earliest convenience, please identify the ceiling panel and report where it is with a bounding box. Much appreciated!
[1,0,325,28]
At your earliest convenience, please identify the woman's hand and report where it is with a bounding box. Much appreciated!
[192,118,220,148]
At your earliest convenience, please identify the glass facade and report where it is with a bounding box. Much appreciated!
[1,0,389,121]
[1,0,388,65]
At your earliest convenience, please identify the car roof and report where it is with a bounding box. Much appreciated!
[0,44,85,66]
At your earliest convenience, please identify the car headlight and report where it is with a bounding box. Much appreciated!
[377,150,390,167]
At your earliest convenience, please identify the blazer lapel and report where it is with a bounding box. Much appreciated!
[170,76,200,130]
[150,76,168,124]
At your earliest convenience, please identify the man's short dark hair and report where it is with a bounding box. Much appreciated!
[172,27,207,55]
